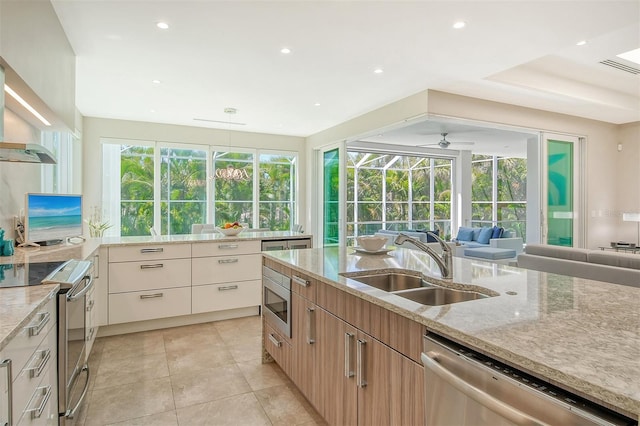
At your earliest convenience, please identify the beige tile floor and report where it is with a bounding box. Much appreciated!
[77,315,325,426]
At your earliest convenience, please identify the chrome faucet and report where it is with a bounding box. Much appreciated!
[394,232,453,279]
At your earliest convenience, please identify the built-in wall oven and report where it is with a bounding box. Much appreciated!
[43,259,94,426]
[262,266,291,337]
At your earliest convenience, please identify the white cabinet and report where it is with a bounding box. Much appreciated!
[108,243,192,325]
[0,296,58,426]
[191,241,262,314]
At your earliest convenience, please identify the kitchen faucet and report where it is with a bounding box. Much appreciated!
[394,232,453,279]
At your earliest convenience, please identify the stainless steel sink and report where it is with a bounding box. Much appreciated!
[345,272,425,292]
[394,287,488,305]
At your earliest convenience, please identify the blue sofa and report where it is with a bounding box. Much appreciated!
[453,226,524,254]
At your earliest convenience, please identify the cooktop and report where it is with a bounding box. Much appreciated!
[0,261,65,288]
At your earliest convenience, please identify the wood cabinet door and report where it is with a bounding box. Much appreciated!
[291,293,317,405]
[356,331,401,426]
[316,308,357,426]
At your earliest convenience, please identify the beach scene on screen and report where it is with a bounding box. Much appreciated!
[28,194,82,242]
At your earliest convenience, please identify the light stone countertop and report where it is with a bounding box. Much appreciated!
[0,231,310,354]
[263,246,640,420]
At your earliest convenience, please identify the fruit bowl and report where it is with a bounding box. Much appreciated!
[216,226,245,236]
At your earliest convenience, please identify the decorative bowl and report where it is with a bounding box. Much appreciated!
[356,235,387,252]
[216,226,245,236]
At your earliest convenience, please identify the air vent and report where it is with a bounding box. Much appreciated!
[193,118,247,126]
[599,59,640,75]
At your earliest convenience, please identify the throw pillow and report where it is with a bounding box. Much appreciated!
[477,227,493,245]
[456,227,474,242]
[472,227,482,241]
[491,226,504,239]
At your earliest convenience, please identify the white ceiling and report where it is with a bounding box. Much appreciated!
[51,0,640,144]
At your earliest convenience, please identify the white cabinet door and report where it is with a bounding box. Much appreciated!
[192,254,261,285]
[109,258,191,293]
[192,240,261,257]
[192,280,261,314]
[109,287,191,324]
[109,244,191,262]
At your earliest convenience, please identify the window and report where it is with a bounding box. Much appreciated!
[471,154,527,239]
[103,139,298,236]
[347,151,453,246]
[41,130,79,194]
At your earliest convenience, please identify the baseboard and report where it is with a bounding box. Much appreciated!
[96,306,260,337]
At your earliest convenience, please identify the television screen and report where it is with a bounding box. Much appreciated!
[25,193,83,245]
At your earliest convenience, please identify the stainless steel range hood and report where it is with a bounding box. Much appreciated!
[0,64,57,164]
[0,142,56,163]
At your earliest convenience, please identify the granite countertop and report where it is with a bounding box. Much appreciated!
[263,246,640,420]
[99,231,311,247]
[0,284,59,352]
[0,231,310,354]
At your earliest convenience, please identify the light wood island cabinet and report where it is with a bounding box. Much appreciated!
[263,258,425,426]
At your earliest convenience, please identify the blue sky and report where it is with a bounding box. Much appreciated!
[28,194,82,217]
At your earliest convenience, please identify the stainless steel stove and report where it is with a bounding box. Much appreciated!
[0,261,66,288]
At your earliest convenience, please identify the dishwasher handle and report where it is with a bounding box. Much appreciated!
[421,351,545,426]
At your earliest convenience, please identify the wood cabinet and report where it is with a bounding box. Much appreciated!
[265,265,426,426]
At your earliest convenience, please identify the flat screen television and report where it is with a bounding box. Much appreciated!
[25,193,83,246]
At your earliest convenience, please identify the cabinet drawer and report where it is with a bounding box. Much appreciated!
[13,326,56,424]
[192,240,260,257]
[109,259,191,293]
[192,254,261,285]
[108,244,191,262]
[290,270,316,301]
[109,287,191,324]
[16,355,58,426]
[2,297,56,383]
[192,280,261,314]
[263,321,291,377]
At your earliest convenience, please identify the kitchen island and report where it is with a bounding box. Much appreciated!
[263,246,640,421]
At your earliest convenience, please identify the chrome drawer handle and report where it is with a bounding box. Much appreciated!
[306,307,316,344]
[357,339,367,388]
[140,263,164,269]
[139,293,164,299]
[292,275,310,287]
[1,359,12,426]
[218,258,239,264]
[218,285,239,291]
[344,332,354,378]
[86,327,96,342]
[140,248,163,253]
[86,299,95,312]
[268,333,282,348]
[26,349,51,378]
[26,312,50,337]
[26,385,52,419]
[218,244,239,249]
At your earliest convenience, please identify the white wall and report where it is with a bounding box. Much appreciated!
[616,122,640,243]
[0,109,41,234]
[82,117,307,232]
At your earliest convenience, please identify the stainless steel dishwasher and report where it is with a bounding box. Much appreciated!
[422,334,635,426]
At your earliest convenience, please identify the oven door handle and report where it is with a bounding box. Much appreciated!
[67,275,95,302]
[66,365,90,419]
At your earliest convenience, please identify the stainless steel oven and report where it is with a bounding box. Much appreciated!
[262,266,291,337]
[44,259,94,425]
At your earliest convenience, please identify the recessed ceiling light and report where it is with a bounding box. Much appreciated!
[374,68,384,74]
[150,109,156,113]
[453,21,466,29]
[314,102,321,107]
[280,47,291,54]
[576,40,587,46]
[617,47,640,65]
[152,79,161,84]
[156,22,169,30]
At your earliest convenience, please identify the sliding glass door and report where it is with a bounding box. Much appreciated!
[542,134,584,247]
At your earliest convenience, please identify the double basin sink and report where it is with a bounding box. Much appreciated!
[341,271,491,306]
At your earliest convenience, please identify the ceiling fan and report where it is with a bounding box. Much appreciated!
[418,133,475,149]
